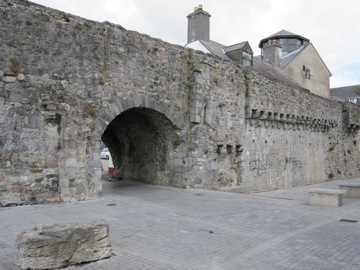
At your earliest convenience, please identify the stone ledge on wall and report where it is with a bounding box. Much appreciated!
[246,108,337,132]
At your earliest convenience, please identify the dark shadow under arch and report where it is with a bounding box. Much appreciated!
[101,107,181,185]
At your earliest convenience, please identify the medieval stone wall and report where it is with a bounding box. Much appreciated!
[1,0,360,206]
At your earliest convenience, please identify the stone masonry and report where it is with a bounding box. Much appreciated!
[1,0,360,206]
[17,219,111,269]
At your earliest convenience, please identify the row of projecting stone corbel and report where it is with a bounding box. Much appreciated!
[246,108,337,132]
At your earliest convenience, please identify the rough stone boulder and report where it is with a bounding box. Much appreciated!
[17,219,112,270]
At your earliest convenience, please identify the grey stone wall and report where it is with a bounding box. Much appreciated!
[1,0,360,206]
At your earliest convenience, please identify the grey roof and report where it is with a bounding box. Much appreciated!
[330,85,360,100]
[199,40,231,60]
[223,42,252,54]
[196,39,302,89]
[252,57,302,88]
[259,29,309,48]
[280,44,308,69]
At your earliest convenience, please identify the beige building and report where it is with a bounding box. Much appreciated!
[259,30,332,98]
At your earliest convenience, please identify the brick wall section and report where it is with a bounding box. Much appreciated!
[1,0,360,205]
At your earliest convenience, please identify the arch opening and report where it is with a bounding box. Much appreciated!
[101,107,181,185]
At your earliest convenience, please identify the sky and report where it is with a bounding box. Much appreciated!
[30,0,360,88]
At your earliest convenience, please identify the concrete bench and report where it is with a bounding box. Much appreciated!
[308,189,345,207]
[338,183,360,198]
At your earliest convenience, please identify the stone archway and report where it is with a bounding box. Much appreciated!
[101,107,181,186]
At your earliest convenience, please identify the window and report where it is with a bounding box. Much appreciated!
[242,51,252,67]
[278,39,287,52]
[349,97,358,104]
[288,39,297,45]
[305,69,311,80]
[277,38,304,52]
[288,45,297,51]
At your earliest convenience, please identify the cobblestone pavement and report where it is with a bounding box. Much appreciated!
[1,177,360,270]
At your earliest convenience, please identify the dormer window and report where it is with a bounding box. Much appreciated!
[349,97,359,104]
[223,41,253,67]
[242,51,252,67]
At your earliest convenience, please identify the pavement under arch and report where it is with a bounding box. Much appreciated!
[101,107,180,185]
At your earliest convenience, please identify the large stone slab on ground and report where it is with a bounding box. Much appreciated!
[17,219,111,270]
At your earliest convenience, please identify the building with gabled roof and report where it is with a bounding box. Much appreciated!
[185,6,302,89]
[186,6,331,98]
[259,30,332,97]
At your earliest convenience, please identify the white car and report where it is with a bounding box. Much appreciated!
[100,148,110,160]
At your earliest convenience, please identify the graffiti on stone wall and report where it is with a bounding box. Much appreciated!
[249,160,268,176]
[285,157,303,170]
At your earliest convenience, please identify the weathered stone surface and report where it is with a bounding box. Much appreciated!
[17,219,111,270]
[3,75,16,83]
[1,0,360,206]
[17,73,25,81]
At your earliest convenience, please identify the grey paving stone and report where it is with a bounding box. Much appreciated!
[1,178,360,270]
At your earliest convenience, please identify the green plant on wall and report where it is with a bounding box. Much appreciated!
[87,105,96,118]
[181,51,195,94]
[64,71,72,78]
[74,23,82,30]
[108,96,115,104]
[108,90,116,104]
[10,58,20,75]
[98,75,105,85]
[180,51,196,119]
[187,143,194,152]
[172,138,182,149]
[41,15,50,23]
[63,15,70,22]
[89,121,96,132]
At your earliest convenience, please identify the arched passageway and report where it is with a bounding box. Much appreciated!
[101,108,180,185]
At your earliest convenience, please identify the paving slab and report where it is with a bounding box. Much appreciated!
[1,176,360,270]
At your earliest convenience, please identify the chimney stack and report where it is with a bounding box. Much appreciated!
[262,40,282,68]
[187,5,211,43]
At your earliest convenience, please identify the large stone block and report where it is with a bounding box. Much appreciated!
[339,183,360,198]
[308,189,345,207]
[17,219,111,270]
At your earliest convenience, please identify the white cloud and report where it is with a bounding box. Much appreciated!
[331,63,360,87]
